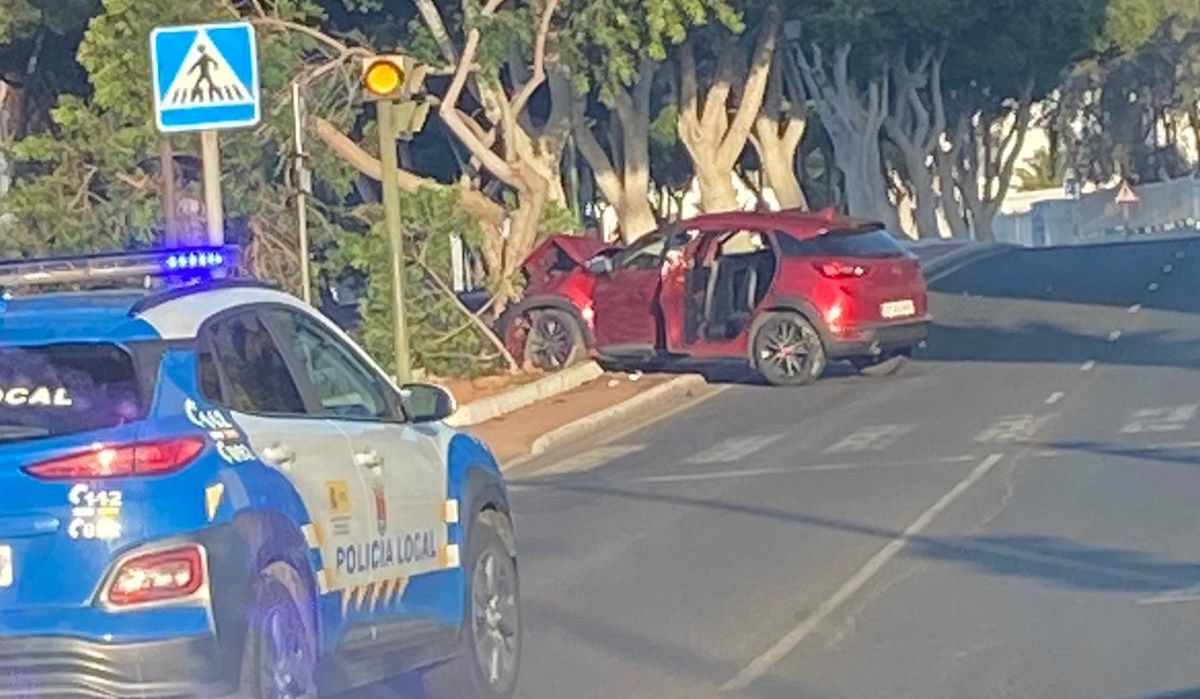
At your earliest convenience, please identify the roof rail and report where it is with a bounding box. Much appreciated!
[0,246,240,290]
[128,278,278,315]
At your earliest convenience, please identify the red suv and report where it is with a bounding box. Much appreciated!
[503,210,930,385]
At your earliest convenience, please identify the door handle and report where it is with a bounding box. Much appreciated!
[261,444,296,467]
[354,450,383,469]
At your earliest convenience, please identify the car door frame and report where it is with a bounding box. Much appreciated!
[590,229,675,353]
[258,305,452,636]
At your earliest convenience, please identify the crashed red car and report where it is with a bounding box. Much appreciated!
[503,210,931,386]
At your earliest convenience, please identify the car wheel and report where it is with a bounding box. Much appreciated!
[753,313,826,386]
[851,351,910,377]
[420,511,521,699]
[239,574,317,699]
[523,309,585,371]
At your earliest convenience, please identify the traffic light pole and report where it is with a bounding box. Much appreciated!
[377,99,413,383]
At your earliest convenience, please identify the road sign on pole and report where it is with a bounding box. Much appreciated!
[151,22,260,246]
[1115,180,1140,205]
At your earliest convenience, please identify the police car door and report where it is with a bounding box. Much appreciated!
[261,308,447,617]
[196,309,376,598]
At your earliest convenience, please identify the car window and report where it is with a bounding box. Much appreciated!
[618,231,670,270]
[720,230,769,256]
[266,309,391,420]
[0,343,149,442]
[777,227,905,258]
[197,312,307,415]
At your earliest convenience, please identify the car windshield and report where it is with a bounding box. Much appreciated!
[0,343,148,442]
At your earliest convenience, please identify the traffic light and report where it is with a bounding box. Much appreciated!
[361,55,425,102]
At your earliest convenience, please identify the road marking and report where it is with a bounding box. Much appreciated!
[719,453,1006,693]
[824,424,916,454]
[1080,360,1096,372]
[683,434,786,465]
[1176,251,1186,260]
[1146,440,1200,450]
[1045,392,1065,406]
[1120,405,1197,434]
[630,455,977,484]
[1032,449,1062,457]
[1107,330,1122,342]
[975,414,1057,444]
[1163,264,1174,274]
[1138,586,1200,605]
[1128,304,1141,314]
[1148,282,1159,291]
[525,444,646,477]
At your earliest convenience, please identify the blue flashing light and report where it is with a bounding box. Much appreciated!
[161,248,232,275]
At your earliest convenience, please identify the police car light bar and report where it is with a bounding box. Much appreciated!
[0,246,238,289]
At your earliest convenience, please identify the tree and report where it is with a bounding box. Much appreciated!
[750,43,808,209]
[675,0,779,213]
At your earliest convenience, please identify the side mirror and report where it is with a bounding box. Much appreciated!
[400,383,457,423]
[586,256,614,275]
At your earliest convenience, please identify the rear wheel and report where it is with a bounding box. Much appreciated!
[522,309,585,371]
[851,350,910,377]
[239,574,317,699]
[420,511,520,699]
[753,313,826,386]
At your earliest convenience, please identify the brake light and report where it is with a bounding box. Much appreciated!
[23,437,205,480]
[106,545,206,607]
[815,261,869,278]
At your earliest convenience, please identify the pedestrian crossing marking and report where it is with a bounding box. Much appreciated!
[151,21,260,132]
[683,434,786,464]
[824,424,915,454]
[162,31,253,108]
[1121,404,1197,434]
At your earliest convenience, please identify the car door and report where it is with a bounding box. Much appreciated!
[195,308,377,600]
[262,308,448,622]
[591,230,671,352]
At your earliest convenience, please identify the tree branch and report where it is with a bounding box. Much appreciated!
[413,257,519,373]
[572,106,623,207]
[412,0,460,65]
[716,0,781,166]
[508,0,560,118]
[678,41,700,129]
[249,16,352,54]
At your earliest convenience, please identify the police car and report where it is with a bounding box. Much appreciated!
[0,248,519,699]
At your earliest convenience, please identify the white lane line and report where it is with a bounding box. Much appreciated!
[1176,251,1186,260]
[1121,405,1198,434]
[1148,282,1160,291]
[1080,360,1096,372]
[683,434,786,465]
[1045,391,1065,406]
[1128,304,1141,314]
[525,444,646,477]
[1163,264,1174,274]
[631,455,977,485]
[720,453,1006,693]
[824,424,916,454]
[1032,449,1062,457]
[1138,586,1200,605]
[1107,330,1122,342]
[1146,440,1200,451]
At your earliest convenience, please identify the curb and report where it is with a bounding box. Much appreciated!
[446,361,604,427]
[527,373,708,458]
[923,244,1018,283]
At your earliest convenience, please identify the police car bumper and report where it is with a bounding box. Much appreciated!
[0,633,233,698]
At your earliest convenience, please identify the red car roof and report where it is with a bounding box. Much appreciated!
[677,208,884,239]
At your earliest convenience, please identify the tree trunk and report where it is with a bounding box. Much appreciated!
[757,140,806,209]
[905,154,940,238]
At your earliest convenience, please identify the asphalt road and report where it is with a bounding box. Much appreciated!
[501,235,1200,699]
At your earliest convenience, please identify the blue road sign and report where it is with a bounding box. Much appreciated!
[151,22,260,133]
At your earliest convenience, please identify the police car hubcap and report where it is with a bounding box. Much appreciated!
[473,550,518,687]
[266,607,309,698]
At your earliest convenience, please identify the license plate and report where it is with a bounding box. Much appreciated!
[881,299,916,319]
[0,546,12,587]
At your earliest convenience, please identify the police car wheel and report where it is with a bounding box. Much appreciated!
[421,512,520,699]
[240,576,317,699]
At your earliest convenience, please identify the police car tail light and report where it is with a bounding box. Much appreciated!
[106,545,205,606]
[23,437,205,480]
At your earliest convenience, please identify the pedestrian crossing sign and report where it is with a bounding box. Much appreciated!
[151,22,260,133]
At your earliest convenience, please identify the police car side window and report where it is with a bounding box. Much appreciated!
[197,313,307,415]
[266,310,391,420]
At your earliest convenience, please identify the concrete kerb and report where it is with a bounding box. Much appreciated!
[445,361,604,427]
[527,373,708,458]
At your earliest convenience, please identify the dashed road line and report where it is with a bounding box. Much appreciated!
[1045,392,1065,406]
[1128,304,1141,314]
[1107,330,1122,342]
[1080,360,1096,372]
[719,453,1007,693]
[1163,264,1173,274]
[683,434,786,465]
[629,455,978,485]
[1148,282,1160,291]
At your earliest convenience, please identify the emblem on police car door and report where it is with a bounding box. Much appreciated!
[373,481,387,536]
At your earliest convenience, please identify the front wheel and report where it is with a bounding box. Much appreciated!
[753,313,827,386]
[420,511,521,699]
[522,308,585,371]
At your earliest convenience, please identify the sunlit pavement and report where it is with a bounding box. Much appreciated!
[352,235,1200,699]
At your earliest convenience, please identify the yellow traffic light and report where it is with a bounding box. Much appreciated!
[361,55,423,101]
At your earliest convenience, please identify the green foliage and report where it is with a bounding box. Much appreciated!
[1101,0,1200,53]
[1016,146,1069,191]
[324,187,497,377]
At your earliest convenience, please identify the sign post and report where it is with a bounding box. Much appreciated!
[1115,180,1140,235]
[151,22,260,247]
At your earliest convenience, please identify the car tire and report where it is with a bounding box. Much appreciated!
[238,572,318,699]
[420,511,521,699]
[851,350,910,377]
[753,312,826,387]
[522,308,585,371]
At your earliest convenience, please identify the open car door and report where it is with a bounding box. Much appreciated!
[590,231,671,353]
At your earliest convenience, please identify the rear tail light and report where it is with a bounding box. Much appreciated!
[23,437,205,480]
[106,545,206,607]
[815,261,870,278]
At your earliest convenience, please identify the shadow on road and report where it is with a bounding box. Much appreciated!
[529,481,1200,595]
[1044,440,1200,469]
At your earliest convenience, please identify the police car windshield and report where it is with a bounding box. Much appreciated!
[0,343,148,442]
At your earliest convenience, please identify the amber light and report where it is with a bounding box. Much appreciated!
[364,61,404,96]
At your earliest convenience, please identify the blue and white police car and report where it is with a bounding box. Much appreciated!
[0,248,519,698]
